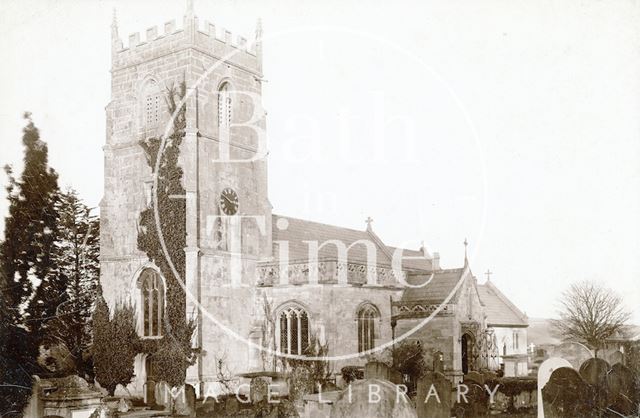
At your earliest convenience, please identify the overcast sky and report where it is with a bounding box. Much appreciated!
[1,0,639,323]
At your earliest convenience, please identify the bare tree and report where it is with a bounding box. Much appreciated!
[552,281,631,356]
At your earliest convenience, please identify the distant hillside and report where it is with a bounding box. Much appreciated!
[527,318,561,346]
[527,318,640,346]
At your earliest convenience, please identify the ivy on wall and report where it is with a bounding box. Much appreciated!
[137,80,196,389]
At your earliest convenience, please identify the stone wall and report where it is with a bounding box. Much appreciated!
[259,285,403,374]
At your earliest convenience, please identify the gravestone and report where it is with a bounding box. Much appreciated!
[606,363,638,416]
[116,398,132,413]
[416,372,451,418]
[537,357,572,418]
[364,361,391,381]
[41,375,103,418]
[250,377,269,403]
[144,380,156,406]
[23,377,45,418]
[453,381,489,417]
[389,370,403,385]
[607,350,624,365]
[330,378,417,418]
[154,382,169,406]
[578,357,610,386]
[225,396,239,415]
[174,384,196,417]
[542,367,591,417]
[433,351,444,374]
[465,371,485,386]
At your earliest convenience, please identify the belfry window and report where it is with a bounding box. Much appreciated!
[357,304,378,353]
[140,269,164,337]
[146,95,160,126]
[278,305,309,355]
[143,80,162,129]
[218,82,232,136]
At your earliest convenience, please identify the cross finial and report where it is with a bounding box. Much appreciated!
[463,238,469,266]
[485,269,493,281]
[365,216,374,231]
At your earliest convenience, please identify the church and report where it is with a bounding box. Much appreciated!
[99,3,528,398]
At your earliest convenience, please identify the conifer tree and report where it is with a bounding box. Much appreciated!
[0,113,58,416]
[1,112,59,324]
[44,189,100,377]
[92,295,138,396]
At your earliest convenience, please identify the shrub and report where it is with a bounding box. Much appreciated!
[340,366,364,385]
[92,296,138,395]
[284,336,332,402]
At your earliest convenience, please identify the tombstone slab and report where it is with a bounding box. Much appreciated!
[537,357,572,418]
[330,378,416,418]
[542,367,591,417]
[416,372,451,418]
[578,357,610,386]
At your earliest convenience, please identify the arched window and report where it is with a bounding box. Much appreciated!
[218,82,232,137]
[277,305,309,355]
[143,80,162,129]
[140,269,164,337]
[357,304,378,353]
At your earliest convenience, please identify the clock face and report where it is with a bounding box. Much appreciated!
[219,187,239,215]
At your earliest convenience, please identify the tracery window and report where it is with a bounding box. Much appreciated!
[357,304,379,353]
[277,305,309,355]
[141,269,164,337]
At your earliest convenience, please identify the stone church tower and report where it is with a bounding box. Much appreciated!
[100,2,271,395]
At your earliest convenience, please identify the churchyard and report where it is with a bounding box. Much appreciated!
[20,337,639,417]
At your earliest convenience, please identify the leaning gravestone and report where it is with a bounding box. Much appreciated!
[578,357,610,386]
[537,357,572,418]
[330,378,417,418]
[416,372,451,418]
[606,363,638,416]
[542,367,591,418]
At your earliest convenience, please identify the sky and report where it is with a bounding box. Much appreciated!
[1,0,639,323]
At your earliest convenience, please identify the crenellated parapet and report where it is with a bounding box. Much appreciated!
[111,13,262,74]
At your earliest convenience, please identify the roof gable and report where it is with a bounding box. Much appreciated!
[477,280,528,327]
[271,214,432,271]
[400,267,467,303]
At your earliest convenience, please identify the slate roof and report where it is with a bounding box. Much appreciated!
[271,214,432,271]
[477,280,528,327]
[400,268,467,303]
